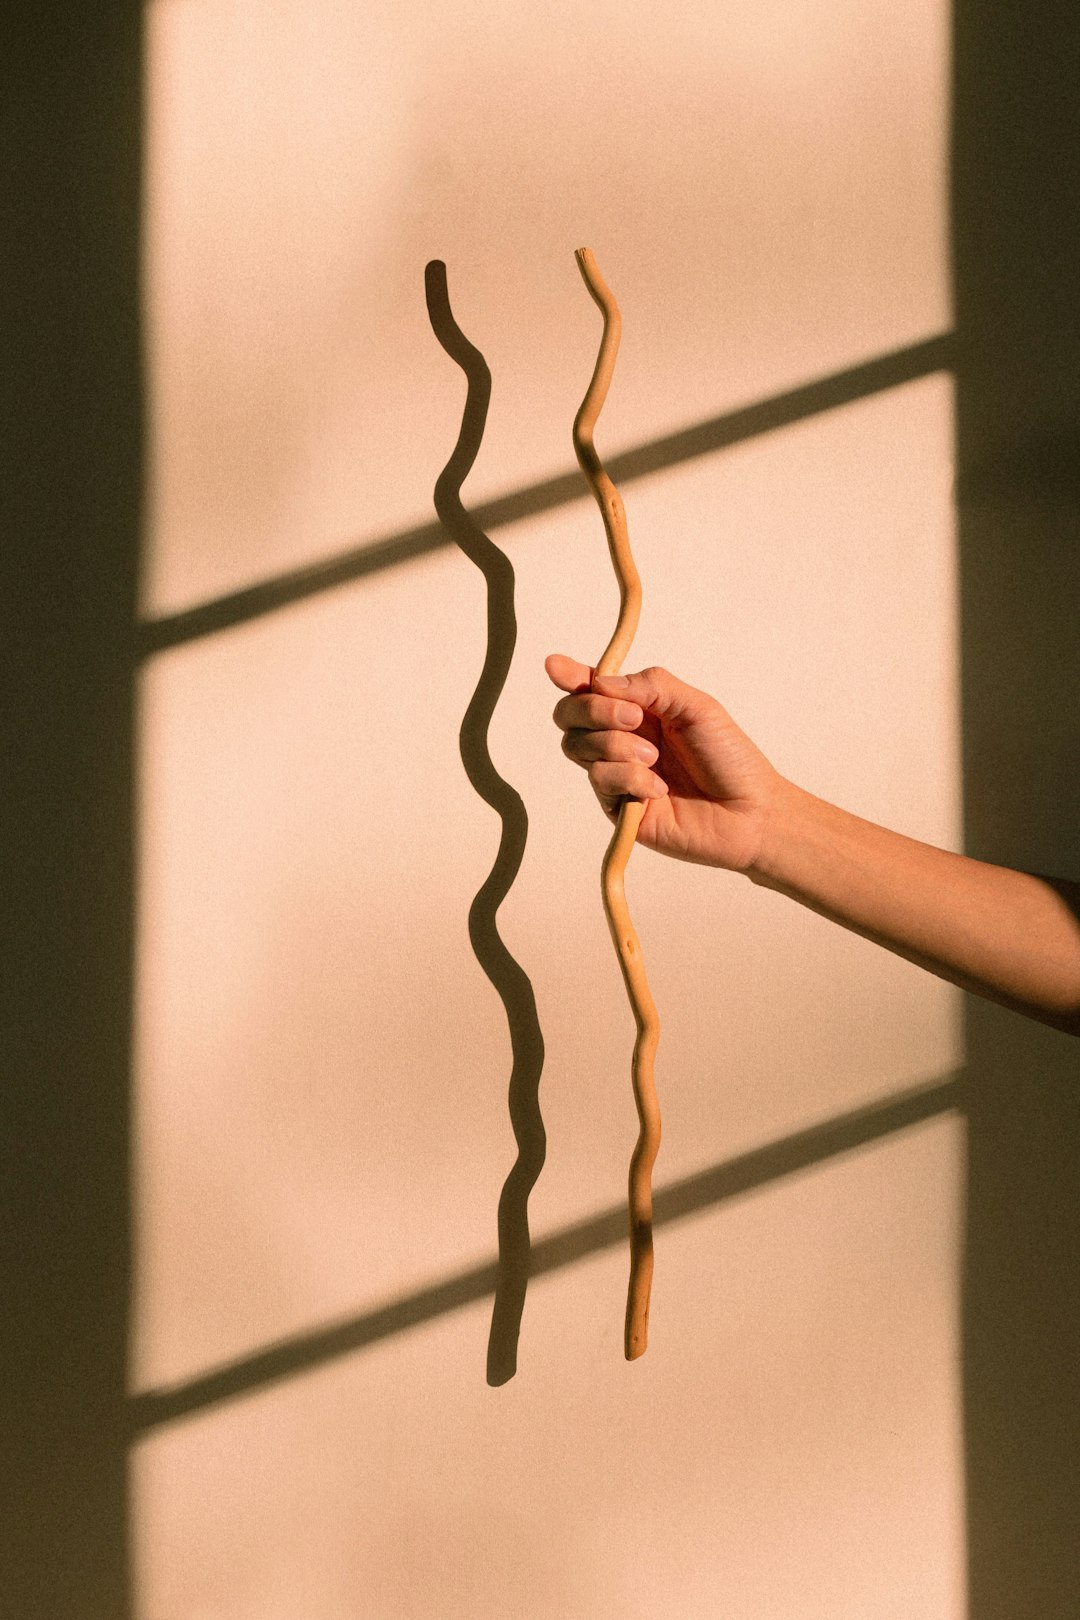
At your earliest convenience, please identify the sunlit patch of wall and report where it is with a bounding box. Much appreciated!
[135,0,963,1615]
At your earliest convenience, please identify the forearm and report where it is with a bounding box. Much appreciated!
[751,779,1080,1034]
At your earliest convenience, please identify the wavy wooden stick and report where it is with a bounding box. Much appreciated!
[572,247,661,1361]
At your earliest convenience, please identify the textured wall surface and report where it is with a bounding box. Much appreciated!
[133,2,964,1614]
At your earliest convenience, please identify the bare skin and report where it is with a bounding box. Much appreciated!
[547,653,1080,1036]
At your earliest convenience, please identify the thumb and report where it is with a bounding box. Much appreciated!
[592,665,717,726]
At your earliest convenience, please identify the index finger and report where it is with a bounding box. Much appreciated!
[545,653,593,695]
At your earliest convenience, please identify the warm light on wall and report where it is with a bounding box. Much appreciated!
[134,1,963,1615]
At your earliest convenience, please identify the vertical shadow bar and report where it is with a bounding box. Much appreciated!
[424,262,547,1386]
[0,7,142,1617]
[953,4,1080,1615]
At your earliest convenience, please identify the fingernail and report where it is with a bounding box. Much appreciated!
[632,740,657,763]
[599,674,629,688]
[616,701,642,725]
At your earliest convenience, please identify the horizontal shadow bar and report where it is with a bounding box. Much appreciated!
[137,332,955,658]
[129,1070,963,1434]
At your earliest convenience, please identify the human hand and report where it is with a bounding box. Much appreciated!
[546,654,782,872]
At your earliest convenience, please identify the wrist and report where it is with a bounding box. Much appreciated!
[746,774,813,889]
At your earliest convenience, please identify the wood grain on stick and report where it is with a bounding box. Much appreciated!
[572,247,661,1361]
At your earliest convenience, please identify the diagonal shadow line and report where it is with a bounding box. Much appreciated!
[128,1070,964,1435]
[136,332,956,658]
[424,259,547,1389]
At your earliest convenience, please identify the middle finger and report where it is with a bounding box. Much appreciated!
[562,728,658,766]
[552,692,644,733]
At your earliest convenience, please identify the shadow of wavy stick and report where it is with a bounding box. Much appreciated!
[424,261,547,1387]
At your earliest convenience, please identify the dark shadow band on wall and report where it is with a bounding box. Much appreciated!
[128,1071,963,1431]
[0,7,142,1618]
[953,5,1080,1617]
[424,260,548,1386]
[136,332,956,657]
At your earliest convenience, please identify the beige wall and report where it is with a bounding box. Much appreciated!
[134,1,963,1614]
